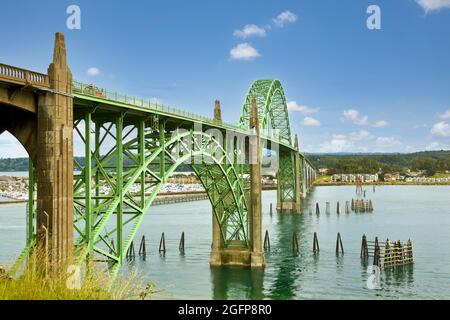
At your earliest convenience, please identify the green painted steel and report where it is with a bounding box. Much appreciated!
[17,79,316,278]
[72,113,251,277]
[238,80,292,147]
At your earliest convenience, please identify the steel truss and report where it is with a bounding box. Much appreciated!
[72,110,250,275]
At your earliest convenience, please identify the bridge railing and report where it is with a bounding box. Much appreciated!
[72,81,291,148]
[73,80,252,132]
[0,63,49,87]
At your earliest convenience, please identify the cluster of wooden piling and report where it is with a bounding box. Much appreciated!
[311,200,374,215]
[350,199,374,213]
[124,232,186,260]
[152,193,208,206]
[263,230,346,257]
[360,234,414,269]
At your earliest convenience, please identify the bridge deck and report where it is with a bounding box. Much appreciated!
[0,63,315,164]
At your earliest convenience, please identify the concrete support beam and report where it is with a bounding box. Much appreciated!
[210,99,223,266]
[249,97,264,267]
[36,32,74,269]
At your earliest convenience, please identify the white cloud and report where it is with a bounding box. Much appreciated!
[416,0,450,12]
[273,10,298,27]
[431,121,450,137]
[229,43,261,61]
[287,101,319,114]
[374,137,401,150]
[343,109,369,126]
[439,109,450,119]
[349,130,373,142]
[372,120,389,128]
[318,134,354,153]
[426,141,450,150]
[302,117,320,127]
[234,24,266,38]
[317,130,373,153]
[87,67,101,77]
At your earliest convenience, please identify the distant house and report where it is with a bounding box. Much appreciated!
[331,173,378,183]
[384,173,401,182]
[319,168,329,175]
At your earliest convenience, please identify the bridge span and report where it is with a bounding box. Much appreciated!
[0,33,317,277]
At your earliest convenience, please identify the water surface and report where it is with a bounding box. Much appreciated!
[1,186,450,299]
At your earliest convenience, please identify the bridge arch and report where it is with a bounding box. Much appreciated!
[73,119,250,272]
[238,80,292,146]
[0,105,37,163]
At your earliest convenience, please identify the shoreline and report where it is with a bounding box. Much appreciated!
[314,182,450,186]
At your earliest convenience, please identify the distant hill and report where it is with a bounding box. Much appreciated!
[2,150,450,177]
[306,150,450,176]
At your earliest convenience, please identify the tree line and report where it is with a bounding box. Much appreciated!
[307,150,450,176]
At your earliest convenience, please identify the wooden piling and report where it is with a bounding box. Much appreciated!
[336,232,344,256]
[313,232,320,253]
[179,232,185,253]
[360,234,369,260]
[127,241,136,259]
[373,237,380,266]
[345,201,350,214]
[325,202,330,214]
[139,235,146,256]
[270,203,273,216]
[336,201,340,214]
[292,232,299,252]
[159,232,166,253]
[351,199,355,211]
[264,230,270,251]
[316,203,320,215]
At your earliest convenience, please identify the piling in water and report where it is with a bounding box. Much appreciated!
[126,241,136,260]
[264,230,270,251]
[373,237,381,266]
[336,201,340,214]
[326,202,330,214]
[345,201,350,214]
[139,235,146,256]
[270,203,273,216]
[159,232,166,253]
[351,199,355,211]
[179,232,185,253]
[292,232,299,252]
[360,234,369,260]
[313,232,320,254]
[316,203,320,215]
[336,232,344,256]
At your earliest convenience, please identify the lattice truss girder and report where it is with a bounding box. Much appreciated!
[72,111,250,275]
[277,149,296,202]
[239,80,292,147]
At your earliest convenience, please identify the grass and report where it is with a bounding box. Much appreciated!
[0,251,159,300]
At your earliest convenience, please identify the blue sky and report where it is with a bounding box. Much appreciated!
[1,0,450,157]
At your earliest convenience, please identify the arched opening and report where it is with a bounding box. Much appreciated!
[0,130,34,267]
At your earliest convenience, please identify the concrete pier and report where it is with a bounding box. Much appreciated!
[36,33,74,268]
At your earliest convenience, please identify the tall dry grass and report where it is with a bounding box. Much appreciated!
[0,251,158,300]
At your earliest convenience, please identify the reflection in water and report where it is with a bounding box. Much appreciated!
[384,266,415,290]
[211,266,265,300]
[2,186,449,299]
[267,214,305,299]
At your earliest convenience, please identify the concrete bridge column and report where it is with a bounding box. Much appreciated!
[36,33,74,268]
[210,100,223,266]
[293,135,301,213]
[210,98,264,267]
[249,97,264,267]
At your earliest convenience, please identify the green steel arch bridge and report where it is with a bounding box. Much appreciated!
[0,33,317,277]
